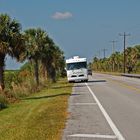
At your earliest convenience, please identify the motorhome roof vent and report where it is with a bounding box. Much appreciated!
[73,56,79,59]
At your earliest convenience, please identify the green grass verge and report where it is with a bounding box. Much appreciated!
[0,78,73,140]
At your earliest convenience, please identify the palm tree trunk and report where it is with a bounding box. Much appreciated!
[0,54,5,90]
[34,59,39,86]
[42,64,46,78]
[51,66,56,82]
[41,60,47,79]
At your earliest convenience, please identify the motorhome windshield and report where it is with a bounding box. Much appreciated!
[67,62,87,70]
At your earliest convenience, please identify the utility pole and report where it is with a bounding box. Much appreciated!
[119,32,130,73]
[109,40,117,72]
[98,50,101,59]
[102,48,107,59]
[110,40,117,54]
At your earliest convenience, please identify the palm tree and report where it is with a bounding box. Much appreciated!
[40,35,65,82]
[41,38,58,82]
[24,28,47,85]
[125,47,139,73]
[111,52,123,72]
[134,45,140,72]
[51,45,65,81]
[40,36,54,80]
[0,14,24,90]
[92,57,99,71]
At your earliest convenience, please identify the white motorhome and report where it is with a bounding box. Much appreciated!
[65,56,88,82]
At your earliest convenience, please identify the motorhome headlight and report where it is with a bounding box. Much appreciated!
[67,74,71,78]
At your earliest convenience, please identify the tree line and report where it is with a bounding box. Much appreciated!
[91,45,140,73]
[0,13,65,91]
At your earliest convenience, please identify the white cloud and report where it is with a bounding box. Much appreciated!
[52,12,72,20]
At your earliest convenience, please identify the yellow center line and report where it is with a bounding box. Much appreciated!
[106,78,140,93]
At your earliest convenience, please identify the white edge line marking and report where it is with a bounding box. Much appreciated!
[69,134,117,139]
[85,83,125,140]
[71,103,97,105]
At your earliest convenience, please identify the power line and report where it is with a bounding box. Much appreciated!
[119,32,131,73]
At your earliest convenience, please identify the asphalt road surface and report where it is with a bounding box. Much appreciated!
[62,73,140,140]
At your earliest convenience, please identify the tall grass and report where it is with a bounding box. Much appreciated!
[5,72,45,97]
[2,62,65,108]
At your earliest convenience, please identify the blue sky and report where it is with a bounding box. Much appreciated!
[1,0,140,69]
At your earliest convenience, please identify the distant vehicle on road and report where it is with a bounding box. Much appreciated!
[65,56,88,82]
[88,69,92,75]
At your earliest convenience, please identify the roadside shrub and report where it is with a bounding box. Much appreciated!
[0,94,8,110]
[135,61,140,73]
[5,71,23,89]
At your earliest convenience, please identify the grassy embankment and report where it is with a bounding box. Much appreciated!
[0,78,73,140]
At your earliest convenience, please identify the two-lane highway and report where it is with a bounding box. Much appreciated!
[62,73,140,140]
